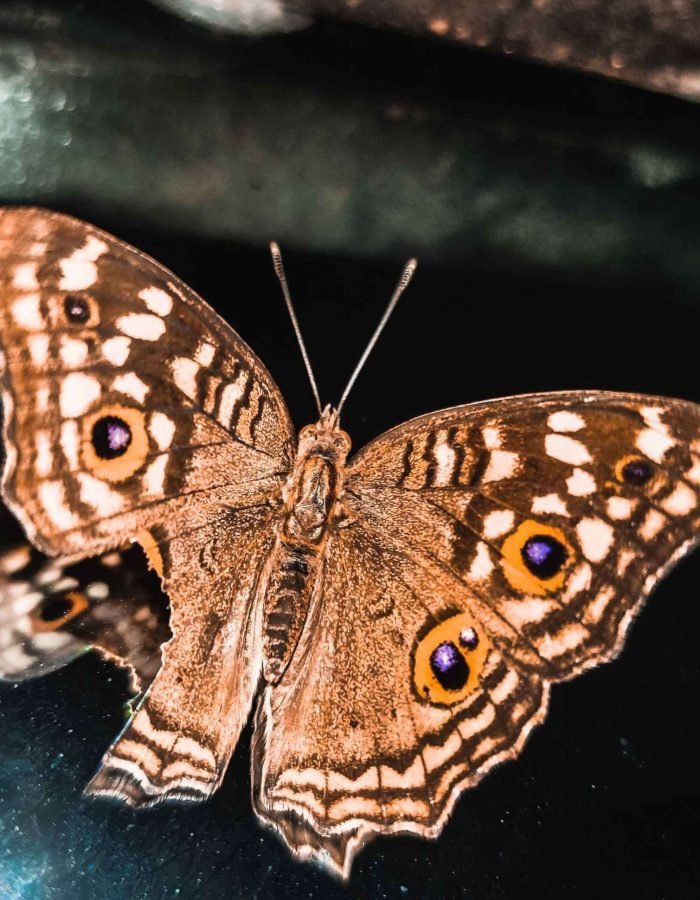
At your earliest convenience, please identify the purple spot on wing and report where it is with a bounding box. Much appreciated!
[521,535,567,579]
[429,640,470,691]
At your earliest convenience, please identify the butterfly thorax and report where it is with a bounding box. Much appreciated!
[261,411,351,683]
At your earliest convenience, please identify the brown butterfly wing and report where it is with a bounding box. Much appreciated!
[0,207,293,556]
[0,208,294,804]
[255,391,700,877]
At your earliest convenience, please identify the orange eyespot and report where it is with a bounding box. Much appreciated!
[615,455,655,487]
[500,520,573,596]
[413,613,490,706]
[81,404,149,482]
[33,590,89,632]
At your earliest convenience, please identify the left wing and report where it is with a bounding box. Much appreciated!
[0,542,168,691]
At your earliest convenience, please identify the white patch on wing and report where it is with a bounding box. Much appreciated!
[563,562,592,600]
[36,385,50,413]
[499,596,558,627]
[548,411,585,432]
[433,438,457,486]
[143,455,167,496]
[636,428,675,463]
[641,406,665,428]
[640,509,666,541]
[423,732,462,773]
[59,372,101,417]
[0,545,31,575]
[150,412,175,450]
[489,669,519,704]
[576,517,615,562]
[276,768,326,792]
[77,473,125,515]
[531,493,569,516]
[39,481,79,529]
[60,420,80,469]
[218,373,247,425]
[28,334,49,365]
[661,483,697,516]
[327,766,380,792]
[59,336,89,368]
[583,586,616,626]
[457,702,496,741]
[483,450,519,483]
[482,426,502,449]
[116,313,166,341]
[12,294,43,330]
[139,286,173,317]
[112,372,149,403]
[102,336,131,366]
[469,542,494,579]
[171,357,199,398]
[536,623,589,660]
[566,467,596,497]
[380,756,426,789]
[483,509,515,539]
[13,262,39,291]
[617,548,635,575]
[58,236,108,290]
[545,434,592,466]
[35,430,53,476]
[607,496,637,520]
[195,342,215,367]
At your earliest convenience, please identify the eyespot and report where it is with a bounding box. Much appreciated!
[81,404,149,482]
[616,455,654,486]
[430,641,470,691]
[63,295,90,324]
[92,416,132,460]
[33,590,89,632]
[500,520,573,595]
[413,613,490,706]
[521,534,568,579]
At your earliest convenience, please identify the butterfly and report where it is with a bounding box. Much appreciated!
[1,206,699,880]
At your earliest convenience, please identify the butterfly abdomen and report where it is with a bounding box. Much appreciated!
[262,421,351,682]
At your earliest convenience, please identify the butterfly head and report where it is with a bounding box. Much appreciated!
[298,405,351,462]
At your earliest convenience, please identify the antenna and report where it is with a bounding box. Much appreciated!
[270,242,323,418]
[336,258,417,416]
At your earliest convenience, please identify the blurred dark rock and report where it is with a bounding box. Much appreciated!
[152,0,700,101]
[1,0,699,305]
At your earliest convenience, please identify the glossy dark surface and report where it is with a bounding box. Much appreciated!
[1,2,699,898]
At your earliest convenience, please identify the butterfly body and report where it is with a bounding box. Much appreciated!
[0,207,699,879]
[262,410,351,681]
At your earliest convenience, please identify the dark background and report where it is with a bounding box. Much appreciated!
[1,1,700,897]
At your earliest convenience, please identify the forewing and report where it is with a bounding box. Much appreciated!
[347,391,700,677]
[0,207,293,555]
